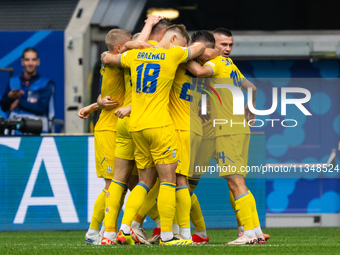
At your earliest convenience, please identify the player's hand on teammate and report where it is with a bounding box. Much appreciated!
[245,103,256,126]
[115,105,131,119]
[97,95,119,110]
[101,51,109,64]
[78,105,93,119]
[144,15,163,26]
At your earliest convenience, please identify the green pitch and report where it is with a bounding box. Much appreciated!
[1,228,339,254]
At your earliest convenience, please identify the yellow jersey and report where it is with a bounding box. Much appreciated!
[170,64,202,136]
[119,46,190,131]
[147,39,158,46]
[94,64,125,131]
[204,56,249,136]
[123,68,132,107]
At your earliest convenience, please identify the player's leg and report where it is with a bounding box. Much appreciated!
[86,130,115,245]
[189,135,214,243]
[174,130,191,240]
[218,135,257,245]
[102,157,134,244]
[131,178,160,244]
[116,130,157,245]
[117,167,157,244]
[176,173,191,239]
[101,118,137,244]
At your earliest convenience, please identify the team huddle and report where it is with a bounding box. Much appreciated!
[78,15,270,246]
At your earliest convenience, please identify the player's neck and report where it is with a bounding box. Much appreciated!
[156,41,168,49]
[23,70,36,80]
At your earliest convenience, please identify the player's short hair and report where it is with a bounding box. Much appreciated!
[213,27,233,37]
[132,32,140,41]
[151,18,172,36]
[22,47,38,58]
[191,30,215,48]
[164,24,190,44]
[105,29,132,51]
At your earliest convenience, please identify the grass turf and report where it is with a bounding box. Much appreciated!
[1,227,340,255]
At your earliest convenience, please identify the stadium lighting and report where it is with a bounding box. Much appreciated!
[147,8,179,20]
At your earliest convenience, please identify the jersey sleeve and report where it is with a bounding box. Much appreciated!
[171,46,191,65]
[234,65,246,84]
[119,50,135,68]
[204,58,219,77]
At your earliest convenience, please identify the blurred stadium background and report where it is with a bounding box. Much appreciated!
[0,0,339,233]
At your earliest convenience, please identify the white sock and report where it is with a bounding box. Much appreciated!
[103,231,116,240]
[155,220,161,228]
[172,223,179,235]
[238,226,244,233]
[120,224,130,235]
[195,230,207,239]
[161,231,173,241]
[244,229,255,238]
[180,227,191,240]
[100,225,105,236]
[131,220,141,229]
[87,227,99,236]
[254,226,263,236]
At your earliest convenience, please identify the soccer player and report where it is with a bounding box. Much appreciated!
[127,30,217,243]
[186,28,266,245]
[129,18,173,245]
[102,24,205,245]
[213,28,270,243]
[78,28,131,245]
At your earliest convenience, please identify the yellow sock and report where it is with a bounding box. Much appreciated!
[190,192,206,231]
[229,190,242,227]
[89,189,107,230]
[234,191,254,231]
[188,178,200,191]
[248,190,261,228]
[175,185,191,228]
[147,204,160,222]
[105,180,127,232]
[134,179,160,223]
[115,189,127,232]
[121,183,149,227]
[158,182,176,232]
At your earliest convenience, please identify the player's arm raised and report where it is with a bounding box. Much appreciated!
[188,42,206,60]
[136,15,163,42]
[186,60,213,77]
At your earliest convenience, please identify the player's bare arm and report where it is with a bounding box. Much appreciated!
[114,105,131,119]
[120,41,154,53]
[241,79,257,125]
[135,15,164,42]
[186,60,213,77]
[197,48,219,63]
[188,42,206,60]
[78,102,99,119]
[102,53,120,66]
